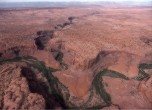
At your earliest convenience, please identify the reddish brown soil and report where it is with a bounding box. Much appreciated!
[0,6,152,109]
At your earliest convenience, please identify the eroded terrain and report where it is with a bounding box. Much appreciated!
[0,6,152,109]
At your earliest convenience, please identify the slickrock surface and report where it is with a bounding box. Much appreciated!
[0,6,152,109]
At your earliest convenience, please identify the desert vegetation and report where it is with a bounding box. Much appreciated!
[0,5,152,109]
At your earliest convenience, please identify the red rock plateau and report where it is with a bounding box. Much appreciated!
[0,6,152,109]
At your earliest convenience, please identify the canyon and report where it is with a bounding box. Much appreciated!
[0,6,152,109]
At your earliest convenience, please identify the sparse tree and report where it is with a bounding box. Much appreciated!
[68,17,75,23]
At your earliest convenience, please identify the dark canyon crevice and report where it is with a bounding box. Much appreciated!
[20,67,66,109]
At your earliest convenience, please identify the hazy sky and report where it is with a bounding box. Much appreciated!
[0,0,151,2]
